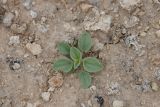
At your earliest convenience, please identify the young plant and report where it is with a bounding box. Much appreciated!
[53,32,103,88]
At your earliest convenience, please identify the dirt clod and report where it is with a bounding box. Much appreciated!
[10,23,27,34]
[48,73,63,88]
[26,43,42,55]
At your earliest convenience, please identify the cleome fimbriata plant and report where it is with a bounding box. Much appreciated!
[53,32,103,88]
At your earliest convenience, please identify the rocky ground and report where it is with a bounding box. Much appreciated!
[0,0,160,107]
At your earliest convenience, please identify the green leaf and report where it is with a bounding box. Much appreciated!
[78,32,92,52]
[57,42,70,55]
[83,57,103,73]
[78,71,92,88]
[70,47,82,61]
[53,58,73,73]
[74,60,81,69]
[70,47,82,59]
[70,47,82,69]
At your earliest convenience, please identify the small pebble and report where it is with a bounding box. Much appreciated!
[140,32,147,37]
[30,10,37,18]
[3,12,14,27]
[41,17,47,23]
[90,85,96,93]
[80,103,86,107]
[121,28,127,34]
[26,43,42,55]
[12,63,21,70]
[24,53,29,58]
[47,87,55,92]
[8,36,20,45]
[151,82,159,91]
[155,30,160,38]
[23,0,32,10]
[41,92,50,102]
[107,82,120,95]
[113,100,124,107]
[144,26,150,32]
[155,69,160,80]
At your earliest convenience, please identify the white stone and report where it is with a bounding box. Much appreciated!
[26,43,42,55]
[90,85,97,93]
[3,12,14,27]
[8,36,20,45]
[83,8,112,33]
[41,92,50,102]
[156,30,160,38]
[47,87,55,92]
[113,100,124,107]
[23,0,32,10]
[84,14,112,33]
[30,10,37,18]
[140,32,147,37]
[123,16,139,28]
[151,82,159,91]
[119,0,141,11]
[12,63,21,70]
[41,17,47,23]
[24,53,29,58]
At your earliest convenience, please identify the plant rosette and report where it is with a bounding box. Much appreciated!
[53,32,103,88]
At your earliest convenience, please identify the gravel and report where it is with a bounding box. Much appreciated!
[155,69,160,80]
[8,36,20,46]
[30,10,38,18]
[107,82,120,95]
[123,16,139,28]
[3,12,14,27]
[10,23,27,34]
[119,0,141,11]
[22,0,32,10]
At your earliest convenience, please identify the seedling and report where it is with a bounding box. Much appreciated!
[53,32,103,88]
